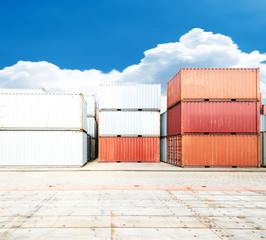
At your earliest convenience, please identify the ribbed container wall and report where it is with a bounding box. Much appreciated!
[161,96,167,114]
[99,84,161,110]
[99,111,160,137]
[0,88,47,94]
[261,132,266,167]
[160,112,167,137]
[160,137,167,162]
[260,115,266,131]
[167,134,260,167]
[84,95,96,117]
[0,131,87,166]
[99,137,159,162]
[90,138,98,160]
[167,102,259,135]
[167,68,259,108]
[0,94,88,132]
[87,117,97,138]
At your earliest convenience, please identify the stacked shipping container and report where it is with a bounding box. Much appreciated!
[84,95,98,160]
[167,68,260,167]
[260,102,266,167]
[160,96,167,162]
[99,84,161,162]
[0,92,88,166]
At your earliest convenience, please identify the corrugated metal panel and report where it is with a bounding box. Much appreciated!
[168,134,260,167]
[84,95,96,117]
[260,115,266,132]
[261,132,266,167]
[160,96,167,114]
[0,131,87,166]
[168,102,259,135]
[0,94,88,132]
[90,138,98,160]
[99,84,161,110]
[99,137,159,162]
[99,111,160,137]
[167,136,182,166]
[167,68,259,108]
[0,88,46,94]
[87,117,97,138]
[160,112,167,137]
[160,137,167,162]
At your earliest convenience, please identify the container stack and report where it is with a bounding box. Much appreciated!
[160,96,167,162]
[260,100,266,167]
[167,68,260,167]
[0,92,88,166]
[84,95,98,160]
[99,84,161,162]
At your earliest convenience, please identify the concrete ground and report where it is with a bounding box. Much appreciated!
[0,160,266,239]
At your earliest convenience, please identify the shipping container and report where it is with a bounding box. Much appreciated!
[90,138,98,160]
[160,112,167,137]
[261,115,266,132]
[167,134,260,167]
[99,137,159,162]
[167,68,260,108]
[161,96,167,114]
[84,95,96,117]
[87,117,97,138]
[160,137,167,162]
[261,132,266,167]
[167,102,259,135]
[263,105,266,115]
[0,88,46,94]
[0,131,87,166]
[0,93,87,132]
[99,84,161,110]
[99,111,160,137]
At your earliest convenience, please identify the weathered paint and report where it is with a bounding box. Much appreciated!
[168,134,260,167]
[99,84,161,110]
[167,68,260,108]
[167,102,260,135]
[99,137,159,162]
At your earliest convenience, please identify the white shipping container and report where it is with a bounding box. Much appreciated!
[99,84,161,110]
[160,96,167,114]
[0,88,46,94]
[160,112,167,137]
[0,131,87,166]
[84,95,96,117]
[87,117,97,138]
[99,111,160,137]
[0,94,87,132]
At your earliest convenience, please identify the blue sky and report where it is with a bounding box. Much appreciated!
[0,0,266,94]
[0,0,266,71]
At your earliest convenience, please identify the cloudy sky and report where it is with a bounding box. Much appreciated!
[0,0,266,95]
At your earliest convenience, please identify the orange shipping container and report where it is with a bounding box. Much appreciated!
[167,134,260,167]
[99,137,159,162]
[167,68,260,108]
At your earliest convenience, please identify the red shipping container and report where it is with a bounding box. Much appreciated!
[99,137,159,162]
[167,102,260,135]
[167,134,260,167]
[167,68,260,108]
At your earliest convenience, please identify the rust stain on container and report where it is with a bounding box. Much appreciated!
[167,102,260,135]
[167,134,260,167]
[167,68,260,108]
[99,137,159,162]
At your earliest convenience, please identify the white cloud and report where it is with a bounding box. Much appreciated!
[0,28,266,96]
